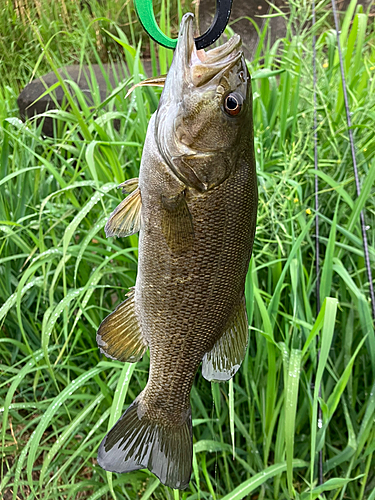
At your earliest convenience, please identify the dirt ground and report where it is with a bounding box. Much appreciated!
[198,0,374,60]
[198,0,287,60]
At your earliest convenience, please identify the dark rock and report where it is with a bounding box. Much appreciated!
[199,0,374,61]
[198,0,287,61]
[17,62,140,136]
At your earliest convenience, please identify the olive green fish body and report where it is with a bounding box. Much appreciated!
[97,12,258,490]
[136,114,256,424]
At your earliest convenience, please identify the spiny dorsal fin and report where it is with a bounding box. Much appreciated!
[118,177,139,194]
[125,75,167,98]
[96,288,147,363]
[161,192,194,253]
[202,296,249,382]
[105,186,142,238]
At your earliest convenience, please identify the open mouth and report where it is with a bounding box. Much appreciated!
[177,13,243,87]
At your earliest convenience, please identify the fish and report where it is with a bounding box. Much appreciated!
[96,12,258,490]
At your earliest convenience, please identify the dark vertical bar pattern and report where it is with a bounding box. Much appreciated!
[331,0,375,320]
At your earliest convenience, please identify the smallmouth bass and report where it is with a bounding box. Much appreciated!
[96,13,258,490]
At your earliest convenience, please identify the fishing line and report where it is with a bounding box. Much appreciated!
[312,1,320,317]
[331,0,375,321]
[312,0,324,486]
[312,0,374,486]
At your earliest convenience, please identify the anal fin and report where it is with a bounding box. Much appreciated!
[105,183,142,237]
[96,288,147,363]
[202,297,249,382]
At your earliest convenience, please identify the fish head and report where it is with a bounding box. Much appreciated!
[155,13,253,193]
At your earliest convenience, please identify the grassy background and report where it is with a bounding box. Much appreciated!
[0,0,190,90]
[1,0,375,499]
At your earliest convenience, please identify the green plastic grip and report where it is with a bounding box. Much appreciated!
[134,0,177,49]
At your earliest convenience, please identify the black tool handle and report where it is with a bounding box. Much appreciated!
[195,0,233,49]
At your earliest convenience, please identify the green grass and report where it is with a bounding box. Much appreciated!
[0,0,185,91]
[1,0,375,498]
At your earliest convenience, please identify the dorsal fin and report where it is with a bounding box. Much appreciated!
[125,75,167,98]
[105,182,142,238]
[118,177,139,194]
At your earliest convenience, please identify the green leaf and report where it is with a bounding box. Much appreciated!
[301,475,364,500]
[252,68,285,79]
[284,348,302,497]
[26,365,107,492]
[220,460,307,500]
[310,298,338,484]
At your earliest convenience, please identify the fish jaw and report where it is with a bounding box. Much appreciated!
[155,13,252,192]
[166,13,242,89]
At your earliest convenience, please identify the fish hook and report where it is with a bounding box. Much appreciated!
[134,0,233,50]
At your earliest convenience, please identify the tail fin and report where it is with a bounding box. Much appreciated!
[97,396,193,490]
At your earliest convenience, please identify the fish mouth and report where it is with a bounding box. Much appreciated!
[176,13,242,87]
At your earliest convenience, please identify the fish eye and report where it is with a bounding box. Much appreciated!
[223,92,243,116]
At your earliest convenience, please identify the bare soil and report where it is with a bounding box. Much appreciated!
[198,0,374,60]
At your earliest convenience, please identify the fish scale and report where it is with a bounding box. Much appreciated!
[96,12,257,489]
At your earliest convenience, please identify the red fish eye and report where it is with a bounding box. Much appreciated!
[224,93,243,116]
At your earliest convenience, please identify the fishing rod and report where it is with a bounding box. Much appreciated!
[330,0,375,321]
[312,0,375,487]
[133,0,233,49]
[312,0,324,486]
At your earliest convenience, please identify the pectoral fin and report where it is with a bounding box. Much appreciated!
[161,192,194,253]
[96,288,147,363]
[105,185,142,237]
[202,297,249,382]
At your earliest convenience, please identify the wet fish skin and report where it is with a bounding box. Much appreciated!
[97,12,258,490]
